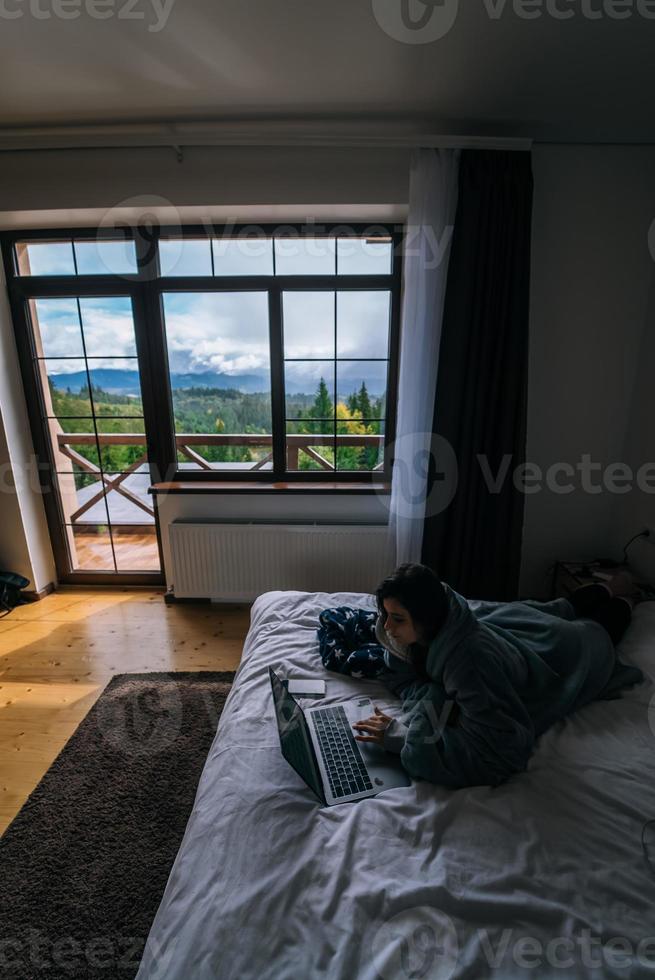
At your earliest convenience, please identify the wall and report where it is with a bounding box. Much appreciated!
[0,268,56,591]
[2,142,655,597]
[0,145,411,220]
[0,412,34,582]
[519,144,655,597]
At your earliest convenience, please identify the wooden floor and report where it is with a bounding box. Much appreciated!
[0,588,250,836]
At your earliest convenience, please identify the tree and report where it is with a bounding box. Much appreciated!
[309,377,333,420]
[356,381,372,421]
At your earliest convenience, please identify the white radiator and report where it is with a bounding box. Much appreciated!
[169,522,393,601]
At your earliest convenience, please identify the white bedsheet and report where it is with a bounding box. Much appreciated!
[136,591,655,980]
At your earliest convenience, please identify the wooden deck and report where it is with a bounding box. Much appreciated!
[0,588,250,835]
[71,529,160,571]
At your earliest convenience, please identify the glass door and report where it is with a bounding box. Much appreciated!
[28,294,161,577]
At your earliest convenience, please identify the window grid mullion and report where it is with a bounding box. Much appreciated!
[333,290,337,474]
[268,285,286,479]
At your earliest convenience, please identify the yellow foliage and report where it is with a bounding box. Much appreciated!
[336,402,369,434]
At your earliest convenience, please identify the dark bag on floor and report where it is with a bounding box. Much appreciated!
[0,570,30,615]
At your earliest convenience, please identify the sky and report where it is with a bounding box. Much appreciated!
[27,238,392,398]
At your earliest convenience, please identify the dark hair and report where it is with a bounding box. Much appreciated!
[375,563,448,677]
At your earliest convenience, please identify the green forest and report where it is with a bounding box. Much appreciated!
[50,378,385,477]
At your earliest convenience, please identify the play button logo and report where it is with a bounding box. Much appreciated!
[371,906,459,979]
[372,0,460,44]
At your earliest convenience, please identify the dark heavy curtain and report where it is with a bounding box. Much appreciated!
[421,150,534,600]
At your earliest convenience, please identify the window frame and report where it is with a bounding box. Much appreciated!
[4,223,401,492]
[1,264,166,585]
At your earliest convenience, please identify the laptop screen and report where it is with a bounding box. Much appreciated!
[269,667,324,804]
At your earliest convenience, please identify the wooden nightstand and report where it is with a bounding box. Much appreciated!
[553,560,655,600]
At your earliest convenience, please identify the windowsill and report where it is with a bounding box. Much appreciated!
[149,481,391,495]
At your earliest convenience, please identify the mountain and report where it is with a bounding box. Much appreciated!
[50,368,268,395]
[49,368,385,397]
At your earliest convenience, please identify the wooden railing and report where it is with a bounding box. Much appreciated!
[56,432,385,521]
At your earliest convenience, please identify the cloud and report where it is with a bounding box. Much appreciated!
[163,290,391,372]
[35,296,137,366]
[34,290,392,395]
[163,292,270,374]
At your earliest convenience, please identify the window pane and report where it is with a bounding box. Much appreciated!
[48,419,96,477]
[77,358,142,414]
[62,474,106,524]
[286,418,334,432]
[58,468,153,526]
[80,296,137,357]
[337,238,393,275]
[286,421,335,472]
[287,419,334,472]
[57,469,102,497]
[285,362,334,417]
[274,237,336,276]
[74,240,137,275]
[176,442,273,471]
[113,526,160,571]
[212,238,274,276]
[94,417,145,433]
[30,298,83,358]
[64,524,115,571]
[162,292,272,471]
[16,241,75,276]
[159,239,212,276]
[337,361,387,412]
[40,360,92,415]
[102,477,155,524]
[336,291,391,359]
[93,419,147,473]
[56,454,99,477]
[336,421,385,472]
[283,292,334,358]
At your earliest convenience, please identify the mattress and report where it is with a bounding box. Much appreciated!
[136,591,655,980]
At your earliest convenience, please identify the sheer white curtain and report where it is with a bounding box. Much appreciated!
[387,148,460,567]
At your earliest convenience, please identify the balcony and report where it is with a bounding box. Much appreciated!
[56,431,384,520]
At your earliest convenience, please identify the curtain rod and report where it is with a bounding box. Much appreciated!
[2,122,654,153]
[0,123,533,153]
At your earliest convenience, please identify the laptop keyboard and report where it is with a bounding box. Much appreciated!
[313,705,374,799]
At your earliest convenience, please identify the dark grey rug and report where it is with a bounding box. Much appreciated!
[0,671,235,980]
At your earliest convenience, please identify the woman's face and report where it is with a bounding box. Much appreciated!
[382,597,421,646]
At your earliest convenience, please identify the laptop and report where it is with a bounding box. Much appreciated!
[269,666,410,806]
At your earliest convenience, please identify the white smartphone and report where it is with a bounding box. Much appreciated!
[285,678,327,696]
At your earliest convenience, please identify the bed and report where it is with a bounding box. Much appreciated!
[136,590,655,980]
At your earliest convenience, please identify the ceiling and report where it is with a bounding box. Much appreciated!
[1,0,654,142]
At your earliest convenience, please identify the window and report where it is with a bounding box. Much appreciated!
[25,294,157,576]
[3,224,400,581]
[161,290,273,471]
[151,230,399,480]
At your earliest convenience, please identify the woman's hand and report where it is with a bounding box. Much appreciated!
[352,706,394,745]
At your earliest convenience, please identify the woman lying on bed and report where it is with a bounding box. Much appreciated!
[350,563,644,789]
